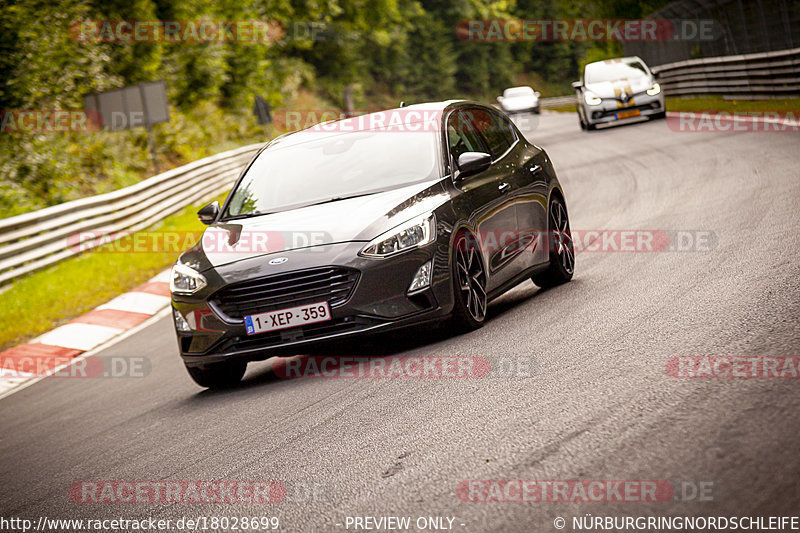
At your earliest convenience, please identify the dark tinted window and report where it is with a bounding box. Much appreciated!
[492,110,516,146]
[462,107,512,160]
[447,111,487,162]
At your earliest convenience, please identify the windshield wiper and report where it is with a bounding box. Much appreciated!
[220,211,269,221]
[304,191,379,207]
[220,191,380,221]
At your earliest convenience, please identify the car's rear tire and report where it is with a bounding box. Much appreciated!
[450,231,487,331]
[185,360,247,389]
[532,196,575,289]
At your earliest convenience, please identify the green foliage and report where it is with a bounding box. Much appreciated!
[1,0,675,216]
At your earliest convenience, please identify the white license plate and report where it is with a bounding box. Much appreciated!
[244,301,331,335]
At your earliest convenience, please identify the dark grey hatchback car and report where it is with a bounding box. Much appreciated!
[171,101,574,388]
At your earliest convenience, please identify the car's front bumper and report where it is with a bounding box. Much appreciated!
[581,92,665,126]
[172,240,455,366]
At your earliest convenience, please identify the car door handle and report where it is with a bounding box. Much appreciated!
[498,182,511,192]
[529,165,542,174]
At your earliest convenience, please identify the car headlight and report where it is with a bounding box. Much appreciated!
[583,91,602,106]
[170,263,207,295]
[360,213,436,258]
[408,260,433,293]
[172,307,192,332]
[646,83,661,96]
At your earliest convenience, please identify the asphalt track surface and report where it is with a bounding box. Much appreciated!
[2,112,800,532]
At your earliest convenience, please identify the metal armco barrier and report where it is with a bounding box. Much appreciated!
[539,95,578,109]
[542,46,800,107]
[652,46,800,98]
[0,143,263,286]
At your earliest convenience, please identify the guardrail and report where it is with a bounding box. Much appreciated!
[539,47,800,107]
[0,143,263,286]
[651,46,800,99]
[540,95,577,109]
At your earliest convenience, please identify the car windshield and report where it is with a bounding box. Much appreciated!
[504,87,534,97]
[585,60,648,84]
[223,127,440,218]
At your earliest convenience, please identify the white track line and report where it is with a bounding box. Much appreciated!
[33,323,124,351]
[97,292,170,315]
[0,307,171,402]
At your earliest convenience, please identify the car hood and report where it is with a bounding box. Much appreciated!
[186,179,451,271]
[584,77,653,99]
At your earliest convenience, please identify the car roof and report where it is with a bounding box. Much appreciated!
[267,100,481,149]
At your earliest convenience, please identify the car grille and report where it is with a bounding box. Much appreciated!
[211,266,359,320]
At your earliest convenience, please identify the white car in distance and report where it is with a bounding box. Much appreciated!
[497,86,540,115]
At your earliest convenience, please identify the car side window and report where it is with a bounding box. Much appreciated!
[492,110,517,147]
[462,107,511,160]
[447,111,487,163]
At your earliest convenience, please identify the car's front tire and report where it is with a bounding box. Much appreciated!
[185,360,247,389]
[450,231,487,331]
[532,196,575,289]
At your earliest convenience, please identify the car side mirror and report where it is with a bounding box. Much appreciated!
[534,91,541,98]
[198,201,220,225]
[571,81,582,90]
[497,96,504,103]
[456,152,492,180]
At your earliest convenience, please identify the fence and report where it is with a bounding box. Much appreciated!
[544,46,800,103]
[0,143,262,286]
[540,95,577,109]
[623,0,800,66]
[651,46,800,98]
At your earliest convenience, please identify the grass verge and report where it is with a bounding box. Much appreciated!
[0,194,224,352]
[665,96,800,113]
[543,96,800,115]
[546,104,577,113]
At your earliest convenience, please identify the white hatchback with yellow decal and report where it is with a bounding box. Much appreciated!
[572,56,666,131]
